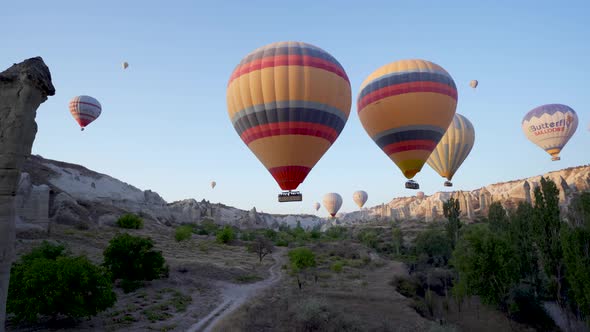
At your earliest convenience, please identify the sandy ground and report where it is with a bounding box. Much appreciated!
[187,249,286,332]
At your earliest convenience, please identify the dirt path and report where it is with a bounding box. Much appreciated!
[187,249,285,332]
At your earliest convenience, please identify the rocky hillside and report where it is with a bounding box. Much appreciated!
[339,165,590,225]
[15,155,590,234]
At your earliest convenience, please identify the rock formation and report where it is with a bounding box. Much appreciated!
[0,57,55,332]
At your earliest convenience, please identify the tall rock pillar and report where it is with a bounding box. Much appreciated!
[0,57,54,331]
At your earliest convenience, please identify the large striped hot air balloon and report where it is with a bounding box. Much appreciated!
[323,193,343,217]
[226,41,352,201]
[427,113,475,187]
[352,190,368,209]
[357,59,458,190]
[522,104,578,161]
[69,95,102,131]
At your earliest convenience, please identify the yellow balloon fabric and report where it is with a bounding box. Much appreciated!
[357,59,458,180]
[427,113,475,182]
[226,41,352,191]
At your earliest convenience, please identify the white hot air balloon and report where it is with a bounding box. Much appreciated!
[352,190,368,209]
[69,95,101,131]
[522,104,578,161]
[323,193,343,218]
[313,202,321,211]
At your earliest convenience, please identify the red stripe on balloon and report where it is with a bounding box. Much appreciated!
[268,165,311,191]
[382,140,438,154]
[240,122,338,144]
[358,81,457,112]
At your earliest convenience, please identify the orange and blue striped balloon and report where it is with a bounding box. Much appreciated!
[227,41,352,191]
[357,59,458,180]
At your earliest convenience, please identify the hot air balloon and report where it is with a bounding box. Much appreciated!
[427,113,475,187]
[469,80,478,89]
[69,95,102,131]
[226,41,352,202]
[313,202,321,211]
[352,190,368,209]
[122,62,129,70]
[522,104,578,161]
[357,59,458,190]
[323,193,343,217]
[211,181,216,189]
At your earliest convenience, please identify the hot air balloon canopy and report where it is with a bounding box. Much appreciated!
[427,113,475,187]
[522,104,578,161]
[226,41,352,202]
[69,95,102,131]
[469,80,478,88]
[352,190,368,209]
[122,62,129,69]
[323,193,343,217]
[313,202,321,211]
[357,59,457,189]
[211,181,216,189]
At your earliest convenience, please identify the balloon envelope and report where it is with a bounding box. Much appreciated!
[469,80,478,88]
[226,41,352,191]
[352,190,368,208]
[313,202,321,211]
[211,181,216,189]
[69,95,101,130]
[323,193,343,217]
[122,62,128,69]
[522,104,578,161]
[427,113,475,182]
[357,59,458,180]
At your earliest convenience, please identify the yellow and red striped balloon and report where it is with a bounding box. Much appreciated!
[226,41,352,191]
[357,59,458,180]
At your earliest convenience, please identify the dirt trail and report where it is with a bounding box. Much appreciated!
[187,249,285,332]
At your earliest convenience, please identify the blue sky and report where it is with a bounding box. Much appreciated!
[2,0,589,216]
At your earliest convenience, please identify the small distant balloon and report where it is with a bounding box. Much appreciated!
[522,104,578,161]
[122,62,129,70]
[352,190,368,209]
[313,202,321,211]
[211,181,216,189]
[469,80,478,89]
[69,95,101,131]
[323,193,343,217]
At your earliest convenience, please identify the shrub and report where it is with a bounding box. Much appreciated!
[293,297,330,331]
[116,213,143,229]
[8,242,116,323]
[175,225,193,242]
[216,226,236,244]
[357,229,379,249]
[325,226,348,240]
[330,261,344,273]
[414,228,452,266]
[103,233,168,292]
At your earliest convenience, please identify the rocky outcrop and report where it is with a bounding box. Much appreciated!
[0,57,55,332]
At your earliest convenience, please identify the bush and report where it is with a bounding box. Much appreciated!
[293,297,330,330]
[330,261,344,273]
[390,276,421,298]
[175,225,193,242]
[325,226,348,240]
[414,228,452,266]
[275,231,294,247]
[357,229,379,249]
[8,241,116,323]
[216,226,236,244]
[103,233,168,292]
[116,213,143,229]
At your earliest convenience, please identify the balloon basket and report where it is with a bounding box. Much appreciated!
[278,191,302,202]
[405,181,420,190]
[551,156,561,161]
[444,181,453,187]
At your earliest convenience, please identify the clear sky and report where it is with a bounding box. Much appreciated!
[2,0,589,217]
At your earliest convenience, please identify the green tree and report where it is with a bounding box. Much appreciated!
[8,242,116,323]
[561,224,590,320]
[443,197,462,248]
[116,213,144,229]
[488,202,510,233]
[414,228,452,267]
[358,229,379,249]
[392,226,403,256]
[451,224,519,308]
[175,225,193,242]
[509,202,541,292]
[103,233,168,292]
[216,226,236,244]
[532,177,564,303]
[288,247,317,289]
